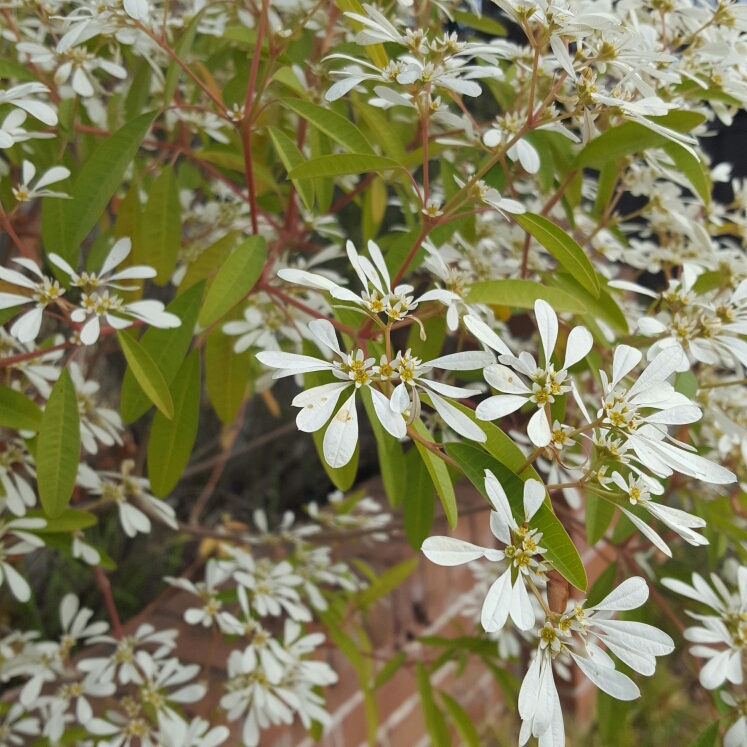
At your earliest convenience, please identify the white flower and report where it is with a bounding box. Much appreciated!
[228,547,311,622]
[154,714,229,747]
[278,240,459,323]
[0,328,62,398]
[12,161,70,202]
[0,110,55,149]
[0,704,39,747]
[78,461,177,536]
[595,345,735,484]
[663,568,747,690]
[164,560,235,630]
[0,258,65,343]
[0,82,57,126]
[0,511,45,602]
[0,440,37,516]
[50,238,179,345]
[422,471,548,632]
[69,363,124,453]
[470,300,593,447]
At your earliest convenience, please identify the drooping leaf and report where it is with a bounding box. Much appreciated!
[465,279,587,314]
[288,154,402,180]
[416,663,451,747]
[148,350,201,497]
[36,369,80,518]
[571,111,706,170]
[268,126,315,211]
[403,448,435,550]
[281,98,375,155]
[0,386,43,432]
[412,419,457,529]
[44,112,157,266]
[586,492,615,546]
[117,332,174,419]
[198,235,267,328]
[142,169,182,285]
[121,281,204,423]
[205,322,251,424]
[662,140,711,205]
[687,722,720,747]
[373,652,407,690]
[440,692,480,747]
[356,557,418,609]
[25,508,97,532]
[514,212,599,297]
[446,442,587,591]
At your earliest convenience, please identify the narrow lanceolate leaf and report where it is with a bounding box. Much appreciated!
[268,126,315,211]
[356,557,418,609]
[687,722,720,747]
[0,386,43,431]
[117,332,174,419]
[205,321,251,424]
[373,652,407,690]
[44,111,157,266]
[662,141,711,205]
[281,98,375,155]
[148,350,201,497]
[163,12,203,105]
[288,154,403,180]
[198,235,267,328]
[440,692,481,747]
[416,663,451,747]
[446,442,587,591]
[586,492,615,546]
[514,213,600,297]
[121,281,204,423]
[465,279,587,314]
[570,111,706,169]
[142,169,182,285]
[36,369,80,518]
[412,419,457,529]
[403,447,435,550]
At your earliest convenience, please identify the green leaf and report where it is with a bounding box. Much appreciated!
[571,111,706,170]
[440,692,480,747]
[0,59,40,81]
[142,169,182,285]
[373,652,407,690]
[354,102,406,163]
[585,561,617,608]
[288,154,402,180]
[547,273,628,336]
[687,722,720,747]
[36,369,80,519]
[117,331,174,419]
[452,10,506,35]
[0,386,42,432]
[163,13,203,105]
[360,387,406,506]
[178,232,237,294]
[281,98,375,155]
[594,161,618,216]
[586,492,615,546]
[675,370,699,399]
[198,235,267,327]
[25,508,97,532]
[205,323,251,424]
[446,442,587,591]
[412,419,457,529]
[513,213,599,297]
[465,279,587,314]
[403,448,435,550]
[416,664,451,747]
[148,350,201,497]
[334,0,388,69]
[47,112,157,265]
[356,557,418,609]
[662,141,711,205]
[121,281,204,423]
[268,126,315,211]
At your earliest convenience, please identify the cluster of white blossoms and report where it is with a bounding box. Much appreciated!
[5,0,747,742]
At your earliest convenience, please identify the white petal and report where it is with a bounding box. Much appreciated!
[612,345,643,388]
[463,314,512,356]
[481,569,513,632]
[476,394,526,420]
[571,652,640,700]
[422,536,486,566]
[619,506,671,557]
[428,391,486,442]
[322,391,358,468]
[308,318,344,356]
[588,577,648,612]
[293,382,350,433]
[534,300,558,365]
[426,350,494,370]
[523,479,545,521]
[527,408,552,447]
[563,326,593,369]
[510,578,536,631]
[370,387,406,439]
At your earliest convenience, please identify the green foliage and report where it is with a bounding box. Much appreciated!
[117,331,174,419]
[0,386,43,431]
[142,169,182,285]
[37,370,80,518]
[465,279,588,313]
